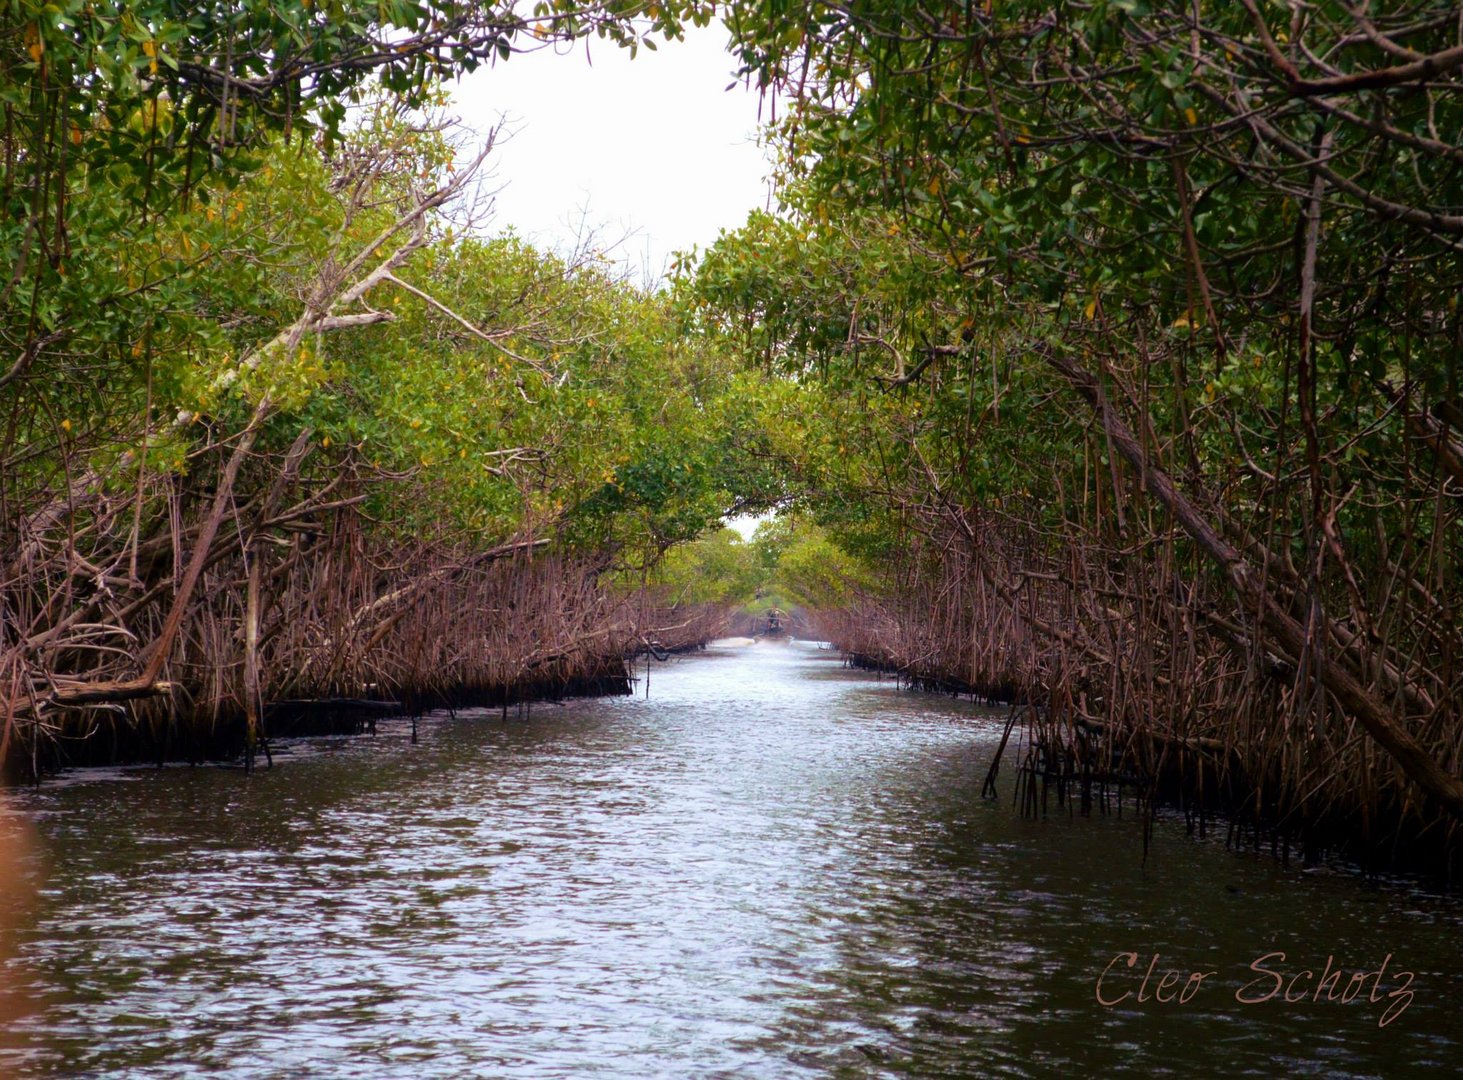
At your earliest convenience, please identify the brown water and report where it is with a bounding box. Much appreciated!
[0,640,1459,1077]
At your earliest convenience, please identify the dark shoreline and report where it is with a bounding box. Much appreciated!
[7,661,639,783]
[838,650,1460,892]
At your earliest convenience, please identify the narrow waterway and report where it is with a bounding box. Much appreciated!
[1,640,1459,1077]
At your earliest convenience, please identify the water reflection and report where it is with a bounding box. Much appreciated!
[1,641,1459,1077]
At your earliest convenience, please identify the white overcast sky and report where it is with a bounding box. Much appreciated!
[450,22,775,284]
[448,25,774,540]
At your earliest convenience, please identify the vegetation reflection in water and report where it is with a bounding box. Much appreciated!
[1,641,1459,1078]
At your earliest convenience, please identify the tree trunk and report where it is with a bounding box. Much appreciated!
[1044,349,1463,820]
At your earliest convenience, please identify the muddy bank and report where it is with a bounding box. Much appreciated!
[21,665,639,779]
[840,650,1017,706]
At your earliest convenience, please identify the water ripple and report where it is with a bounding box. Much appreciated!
[1,640,1459,1077]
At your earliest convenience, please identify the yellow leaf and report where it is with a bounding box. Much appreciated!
[1184,107,1198,126]
[143,40,156,57]
[1083,296,1098,320]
